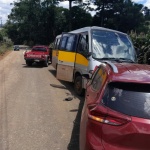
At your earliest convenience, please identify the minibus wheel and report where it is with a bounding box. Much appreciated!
[74,76,84,96]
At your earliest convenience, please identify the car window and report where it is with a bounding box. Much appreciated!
[102,82,150,119]
[91,67,107,91]
[32,47,47,52]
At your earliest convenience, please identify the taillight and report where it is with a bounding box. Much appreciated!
[24,52,27,57]
[103,116,130,126]
[88,104,131,126]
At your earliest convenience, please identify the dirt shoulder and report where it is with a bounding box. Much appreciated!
[0,50,12,61]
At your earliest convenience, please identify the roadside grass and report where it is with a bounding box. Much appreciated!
[0,43,13,56]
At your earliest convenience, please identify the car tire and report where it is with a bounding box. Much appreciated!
[26,61,32,66]
[74,75,85,96]
[44,59,49,67]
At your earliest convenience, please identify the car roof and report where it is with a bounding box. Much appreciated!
[103,62,150,84]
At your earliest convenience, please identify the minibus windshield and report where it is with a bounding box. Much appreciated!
[92,30,137,62]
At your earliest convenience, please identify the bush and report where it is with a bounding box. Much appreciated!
[130,31,150,64]
[0,42,13,55]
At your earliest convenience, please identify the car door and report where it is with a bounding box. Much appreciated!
[56,33,79,82]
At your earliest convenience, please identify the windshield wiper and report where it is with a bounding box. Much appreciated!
[117,58,135,63]
[95,57,135,63]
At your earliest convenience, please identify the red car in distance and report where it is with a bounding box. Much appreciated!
[80,62,150,150]
[24,45,51,67]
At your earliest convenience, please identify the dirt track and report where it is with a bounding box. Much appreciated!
[0,50,84,150]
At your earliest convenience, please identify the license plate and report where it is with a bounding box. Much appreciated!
[34,60,40,62]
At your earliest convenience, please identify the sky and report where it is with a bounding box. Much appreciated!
[0,0,150,24]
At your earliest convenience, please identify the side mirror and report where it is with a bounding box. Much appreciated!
[87,52,92,58]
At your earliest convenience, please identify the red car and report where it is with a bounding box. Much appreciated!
[80,62,150,150]
[24,45,51,67]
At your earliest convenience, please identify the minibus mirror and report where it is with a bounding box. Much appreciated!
[87,52,92,57]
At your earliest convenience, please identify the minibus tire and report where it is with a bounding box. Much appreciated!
[74,76,84,96]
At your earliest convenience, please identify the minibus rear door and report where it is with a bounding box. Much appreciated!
[56,33,78,82]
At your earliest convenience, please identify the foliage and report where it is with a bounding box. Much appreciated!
[130,31,150,64]
[71,6,92,30]
[6,0,62,45]
[0,33,3,42]
[92,0,145,33]
[0,41,13,55]
[3,0,150,51]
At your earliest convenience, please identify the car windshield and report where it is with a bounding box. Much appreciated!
[102,82,150,119]
[32,47,47,52]
[92,30,137,62]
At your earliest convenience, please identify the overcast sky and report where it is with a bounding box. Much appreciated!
[0,0,150,24]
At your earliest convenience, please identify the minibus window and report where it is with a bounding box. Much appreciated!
[77,35,89,57]
[56,38,60,49]
[60,36,68,50]
[54,38,60,49]
[66,35,76,52]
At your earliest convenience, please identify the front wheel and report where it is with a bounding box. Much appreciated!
[74,75,85,96]
[26,60,32,66]
[44,59,49,67]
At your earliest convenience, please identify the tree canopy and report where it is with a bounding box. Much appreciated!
[4,0,150,46]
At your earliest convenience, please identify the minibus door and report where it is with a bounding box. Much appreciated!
[56,33,78,82]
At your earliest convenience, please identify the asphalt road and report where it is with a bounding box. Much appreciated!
[0,50,84,150]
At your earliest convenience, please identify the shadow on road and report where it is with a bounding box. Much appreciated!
[67,97,84,150]
[22,62,50,68]
[49,69,85,150]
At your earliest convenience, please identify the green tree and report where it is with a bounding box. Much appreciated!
[93,0,145,33]
[0,33,3,42]
[71,6,92,30]
[6,0,67,45]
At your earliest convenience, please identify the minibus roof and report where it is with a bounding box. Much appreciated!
[70,26,127,35]
[55,26,127,38]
